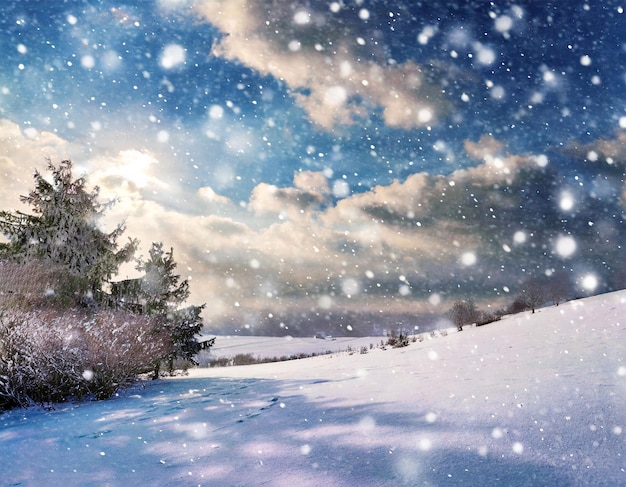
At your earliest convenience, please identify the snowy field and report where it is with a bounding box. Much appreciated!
[1,291,625,486]
[195,335,401,364]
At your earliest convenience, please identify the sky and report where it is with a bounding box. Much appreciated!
[1,1,625,332]
[1,290,625,485]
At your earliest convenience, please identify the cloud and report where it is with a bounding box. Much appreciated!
[2,116,624,320]
[249,171,329,219]
[87,150,169,198]
[193,0,448,130]
[197,186,232,206]
[561,132,626,208]
[463,134,506,161]
[0,119,79,212]
[315,137,621,289]
[293,170,330,195]
[562,132,626,167]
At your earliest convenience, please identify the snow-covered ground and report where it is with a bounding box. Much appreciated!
[195,335,400,364]
[1,291,625,486]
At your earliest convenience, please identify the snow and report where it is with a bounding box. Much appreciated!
[1,290,625,486]
[194,335,393,366]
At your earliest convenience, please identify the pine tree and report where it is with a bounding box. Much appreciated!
[0,160,137,299]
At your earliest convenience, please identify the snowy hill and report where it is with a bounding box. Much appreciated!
[1,290,625,486]
[195,335,401,364]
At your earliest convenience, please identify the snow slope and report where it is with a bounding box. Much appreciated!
[1,291,625,486]
[195,335,395,364]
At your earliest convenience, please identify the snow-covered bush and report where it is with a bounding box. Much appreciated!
[386,331,409,348]
[81,309,172,399]
[0,307,170,410]
[0,309,87,409]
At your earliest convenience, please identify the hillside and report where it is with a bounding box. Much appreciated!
[1,290,625,486]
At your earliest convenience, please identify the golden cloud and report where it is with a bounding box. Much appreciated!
[464,134,506,161]
[0,119,76,212]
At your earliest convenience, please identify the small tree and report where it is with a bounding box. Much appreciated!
[446,300,480,331]
[137,242,190,316]
[136,242,205,377]
[547,270,570,306]
[519,277,545,313]
[165,304,206,370]
[0,159,137,300]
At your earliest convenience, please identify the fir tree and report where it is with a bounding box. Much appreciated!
[0,159,137,299]
[137,242,190,316]
[136,242,205,377]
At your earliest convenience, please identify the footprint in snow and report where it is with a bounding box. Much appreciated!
[237,397,280,423]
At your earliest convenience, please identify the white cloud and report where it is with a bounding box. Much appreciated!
[197,186,231,205]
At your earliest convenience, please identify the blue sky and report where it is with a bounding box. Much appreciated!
[1,0,625,332]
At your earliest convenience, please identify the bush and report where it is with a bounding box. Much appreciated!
[231,353,259,366]
[207,350,337,368]
[82,309,172,398]
[476,311,503,327]
[387,332,409,348]
[507,295,530,314]
[0,307,170,410]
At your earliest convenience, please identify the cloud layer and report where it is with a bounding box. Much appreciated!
[3,118,625,327]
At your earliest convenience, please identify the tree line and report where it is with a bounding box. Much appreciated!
[446,272,571,331]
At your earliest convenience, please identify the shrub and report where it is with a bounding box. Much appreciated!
[231,353,259,366]
[209,357,230,368]
[207,350,338,368]
[81,309,171,398]
[476,311,503,326]
[507,295,530,314]
[387,332,409,348]
[0,307,169,410]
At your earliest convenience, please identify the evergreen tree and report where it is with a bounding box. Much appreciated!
[137,242,190,315]
[0,159,137,298]
[136,242,206,376]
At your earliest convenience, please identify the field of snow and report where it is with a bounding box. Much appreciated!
[1,290,625,486]
[195,335,399,364]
